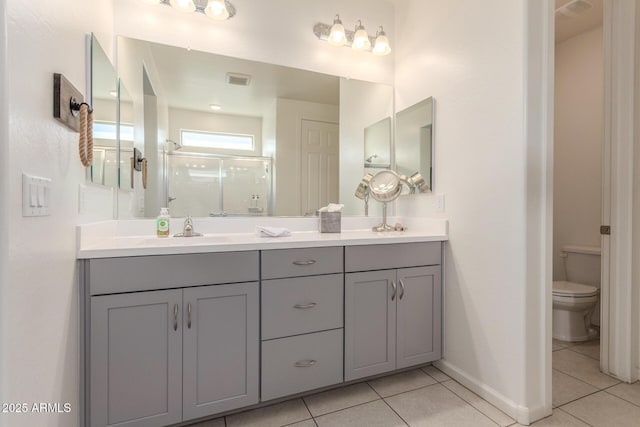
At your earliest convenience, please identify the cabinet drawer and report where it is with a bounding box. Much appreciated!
[261,329,343,401]
[345,242,441,272]
[88,251,259,295]
[262,274,343,340]
[261,247,343,279]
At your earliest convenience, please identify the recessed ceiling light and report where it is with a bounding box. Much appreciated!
[209,104,222,111]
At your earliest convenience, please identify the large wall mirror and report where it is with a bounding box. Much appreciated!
[89,34,118,188]
[114,36,393,219]
[395,97,435,193]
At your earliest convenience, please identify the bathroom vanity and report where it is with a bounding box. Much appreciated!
[78,220,446,427]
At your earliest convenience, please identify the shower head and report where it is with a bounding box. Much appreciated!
[166,139,183,150]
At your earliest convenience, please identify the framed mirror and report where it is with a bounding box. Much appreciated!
[395,97,435,193]
[116,36,393,219]
[89,34,118,188]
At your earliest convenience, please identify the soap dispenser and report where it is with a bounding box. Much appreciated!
[157,207,170,238]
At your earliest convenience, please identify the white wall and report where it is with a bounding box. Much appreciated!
[340,78,394,216]
[168,107,263,157]
[274,99,338,216]
[553,27,603,281]
[114,0,394,85]
[1,1,114,427]
[395,0,549,422]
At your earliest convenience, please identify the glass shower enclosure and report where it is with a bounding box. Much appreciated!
[164,152,272,218]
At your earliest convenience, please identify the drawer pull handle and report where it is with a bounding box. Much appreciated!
[294,359,317,368]
[294,303,317,309]
[293,260,316,266]
[391,281,397,301]
[187,303,192,329]
[399,279,405,300]
[173,304,178,331]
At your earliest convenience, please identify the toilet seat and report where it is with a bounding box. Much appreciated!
[552,280,599,298]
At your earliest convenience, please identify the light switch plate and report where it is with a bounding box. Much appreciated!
[22,174,52,217]
[435,194,445,213]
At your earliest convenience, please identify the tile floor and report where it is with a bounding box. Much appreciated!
[187,339,640,426]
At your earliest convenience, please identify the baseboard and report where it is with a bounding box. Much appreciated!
[434,360,549,425]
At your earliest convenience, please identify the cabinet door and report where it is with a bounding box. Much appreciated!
[91,289,183,427]
[183,282,259,421]
[396,266,442,369]
[345,270,397,381]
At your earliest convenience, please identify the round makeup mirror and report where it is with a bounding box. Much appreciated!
[369,170,402,232]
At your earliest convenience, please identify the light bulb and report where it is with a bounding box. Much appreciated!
[169,0,195,13]
[352,21,371,51]
[209,104,222,110]
[328,15,346,46]
[373,27,391,56]
[205,0,230,20]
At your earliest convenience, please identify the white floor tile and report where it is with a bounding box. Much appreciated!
[552,369,598,407]
[562,391,640,427]
[368,369,437,398]
[303,382,379,417]
[606,381,640,407]
[552,349,619,389]
[522,409,590,426]
[186,417,225,427]
[314,400,406,427]
[569,340,600,360]
[385,383,497,427]
[421,365,451,383]
[226,399,311,427]
[441,380,514,426]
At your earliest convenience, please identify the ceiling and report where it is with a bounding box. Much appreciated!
[555,0,603,44]
[144,40,339,117]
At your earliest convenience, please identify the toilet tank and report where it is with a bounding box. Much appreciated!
[562,245,601,288]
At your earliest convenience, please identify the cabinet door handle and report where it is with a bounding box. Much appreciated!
[293,260,316,266]
[399,279,405,300]
[391,281,397,301]
[294,359,317,368]
[187,303,192,329]
[173,304,178,331]
[294,302,317,309]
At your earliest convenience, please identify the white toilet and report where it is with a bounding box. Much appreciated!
[552,245,601,342]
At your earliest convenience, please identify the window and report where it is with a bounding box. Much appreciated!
[181,130,254,151]
[93,121,134,142]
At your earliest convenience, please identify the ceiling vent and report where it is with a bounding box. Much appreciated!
[555,0,593,18]
[226,72,251,86]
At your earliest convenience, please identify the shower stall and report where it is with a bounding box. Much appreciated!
[164,151,273,217]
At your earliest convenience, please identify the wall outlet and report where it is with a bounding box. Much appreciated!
[22,174,52,217]
[435,194,445,213]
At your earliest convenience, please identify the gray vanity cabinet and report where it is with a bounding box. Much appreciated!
[344,243,442,382]
[182,282,259,420]
[84,251,260,427]
[90,289,183,427]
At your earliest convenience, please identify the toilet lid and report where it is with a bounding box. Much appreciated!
[553,280,599,297]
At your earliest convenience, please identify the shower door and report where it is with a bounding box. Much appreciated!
[166,154,221,218]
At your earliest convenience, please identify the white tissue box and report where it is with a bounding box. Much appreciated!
[319,211,341,233]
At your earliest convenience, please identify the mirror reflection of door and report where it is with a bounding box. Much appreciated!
[300,120,339,216]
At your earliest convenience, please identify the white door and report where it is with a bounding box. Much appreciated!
[300,120,339,216]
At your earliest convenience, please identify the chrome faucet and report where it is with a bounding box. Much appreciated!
[174,216,203,237]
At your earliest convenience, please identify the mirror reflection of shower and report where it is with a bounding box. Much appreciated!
[164,151,272,218]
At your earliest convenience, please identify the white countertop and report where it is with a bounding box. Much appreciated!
[77,216,448,259]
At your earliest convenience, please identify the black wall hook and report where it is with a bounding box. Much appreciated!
[70,97,93,116]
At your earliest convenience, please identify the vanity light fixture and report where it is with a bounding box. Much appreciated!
[328,15,347,46]
[141,0,236,20]
[170,0,196,13]
[313,15,390,56]
[372,27,391,56]
[351,21,371,51]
